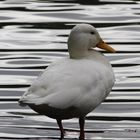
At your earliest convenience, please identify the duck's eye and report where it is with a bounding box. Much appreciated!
[90,31,95,35]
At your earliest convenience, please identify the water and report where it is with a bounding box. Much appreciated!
[0,0,140,139]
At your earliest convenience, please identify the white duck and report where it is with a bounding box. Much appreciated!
[19,24,115,140]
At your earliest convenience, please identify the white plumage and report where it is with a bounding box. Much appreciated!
[19,24,115,140]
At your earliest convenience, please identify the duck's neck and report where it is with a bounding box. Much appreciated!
[68,42,90,59]
[68,33,90,59]
[68,48,89,59]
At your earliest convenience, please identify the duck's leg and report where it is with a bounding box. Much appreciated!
[79,117,85,140]
[57,119,65,139]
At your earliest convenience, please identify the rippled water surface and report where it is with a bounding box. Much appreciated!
[0,0,140,139]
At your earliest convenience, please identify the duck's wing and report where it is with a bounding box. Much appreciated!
[19,59,114,110]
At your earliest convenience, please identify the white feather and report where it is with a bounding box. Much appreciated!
[20,51,114,112]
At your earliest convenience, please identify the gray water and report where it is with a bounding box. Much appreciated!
[0,0,140,139]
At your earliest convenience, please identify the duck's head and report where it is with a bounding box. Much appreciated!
[68,24,115,58]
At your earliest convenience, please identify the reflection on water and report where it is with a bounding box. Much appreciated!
[0,0,140,139]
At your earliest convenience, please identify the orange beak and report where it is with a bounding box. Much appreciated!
[97,39,116,53]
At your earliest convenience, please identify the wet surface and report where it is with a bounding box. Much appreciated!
[0,0,140,139]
